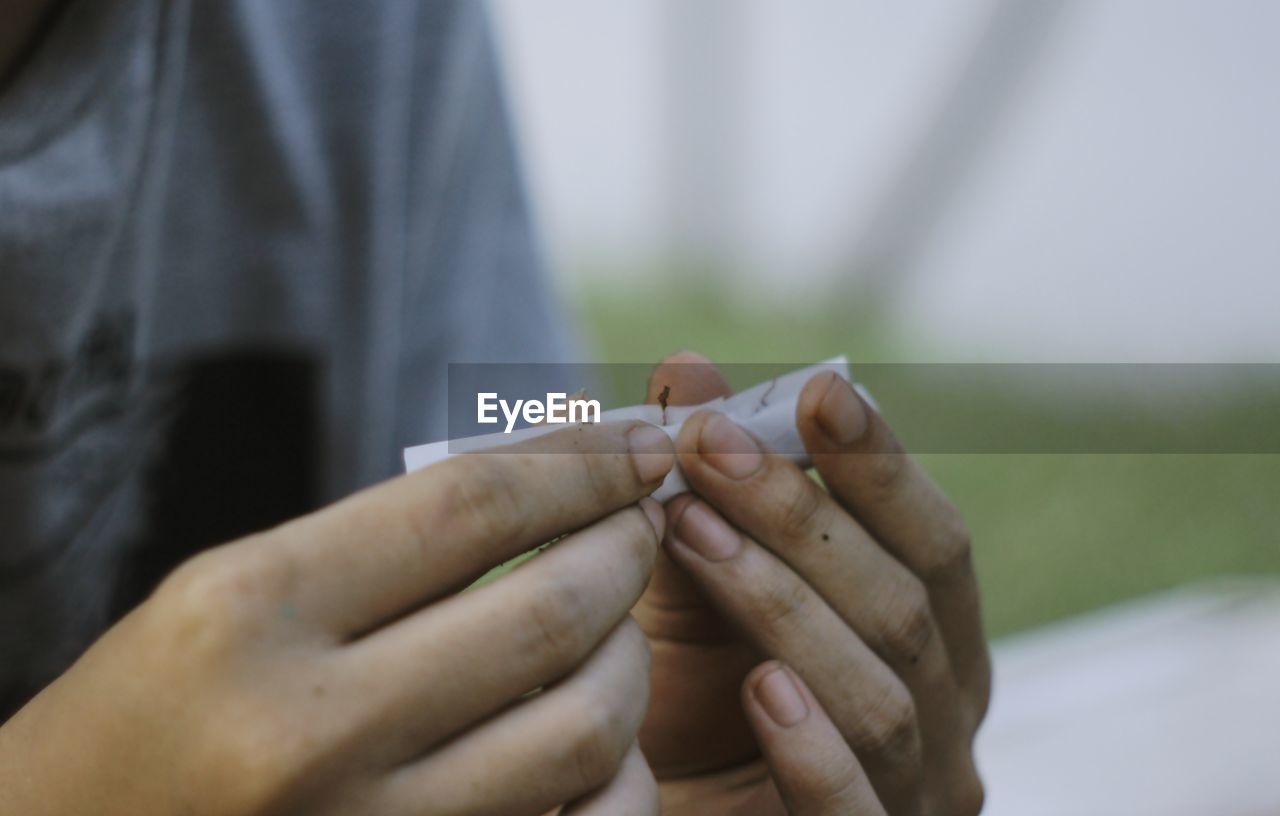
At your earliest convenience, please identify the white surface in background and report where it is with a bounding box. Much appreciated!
[490,0,1280,361]
[488,0,667,264]
[489,0,985,281]
[901,0,1280,361]
[978,581,1280,815]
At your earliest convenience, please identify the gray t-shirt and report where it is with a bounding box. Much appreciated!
[0,0,566,717]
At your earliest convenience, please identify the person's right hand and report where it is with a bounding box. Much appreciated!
[0,421,675,816]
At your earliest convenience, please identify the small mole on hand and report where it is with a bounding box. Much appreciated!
[821,533,830,541]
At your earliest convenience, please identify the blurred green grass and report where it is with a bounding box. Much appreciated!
[569,285,1280,638]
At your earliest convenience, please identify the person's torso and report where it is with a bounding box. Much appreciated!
[0,0,565,718]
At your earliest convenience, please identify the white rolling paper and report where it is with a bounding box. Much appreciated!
[403,357,862,501]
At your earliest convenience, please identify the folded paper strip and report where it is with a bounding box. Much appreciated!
[403,357,862,501]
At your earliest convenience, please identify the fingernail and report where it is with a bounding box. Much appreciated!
[755,664,809,727]
[672,501,740,561]
[816,375,867,445]
[638,497,666,539]
[628,423,675,483]
[698,413,763,479]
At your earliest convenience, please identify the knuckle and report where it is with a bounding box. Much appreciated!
[877,578,935,667]
[155,549,270,648]
[160,551,229,606]
[579,450,630,508]
[799,757,864,811]
[918,514,973,581]
[750,572,812,634]
[524,577,594,660]
[863,452,908,497]
[433,456,526,546]
[775,473,828,542]
[855,684,921,769]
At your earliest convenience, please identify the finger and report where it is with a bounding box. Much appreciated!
[672,411,976,792]
[559,742,659,816]
[645,349,733,410]
[641,351,735,637]
[796,372,991,715]
[259,420,674,637]
[743,661,888,816]
[375,617,651,816]
[662,498,925,814]
[674,409,951,676]
[337,501,662,764]
[635,352,759,778]
[639,350,734,638]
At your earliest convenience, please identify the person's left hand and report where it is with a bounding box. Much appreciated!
[633,353,990,815]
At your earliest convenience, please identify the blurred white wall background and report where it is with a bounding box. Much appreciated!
[489,0,1280,362]
[488,5,1280,811]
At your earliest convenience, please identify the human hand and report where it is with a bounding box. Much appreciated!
[0,422,675,816]
[634,353,989,815]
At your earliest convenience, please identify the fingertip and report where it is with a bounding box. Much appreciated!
[799,372,867,448]
[744,661,809,729]
[694,412,765,480]
[647,352,732,405]
[662,492,697,526]
[741,661,885,814]
[671,408,718,455]
[742,659,784,709]
[627,422,676,484]
[797,371,839,422]
[664,498,741,562]
[659,349,714,367]
[659,493,696,562]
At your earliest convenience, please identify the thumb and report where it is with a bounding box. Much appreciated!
[638,349,733,638]
[634,352,760,777]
